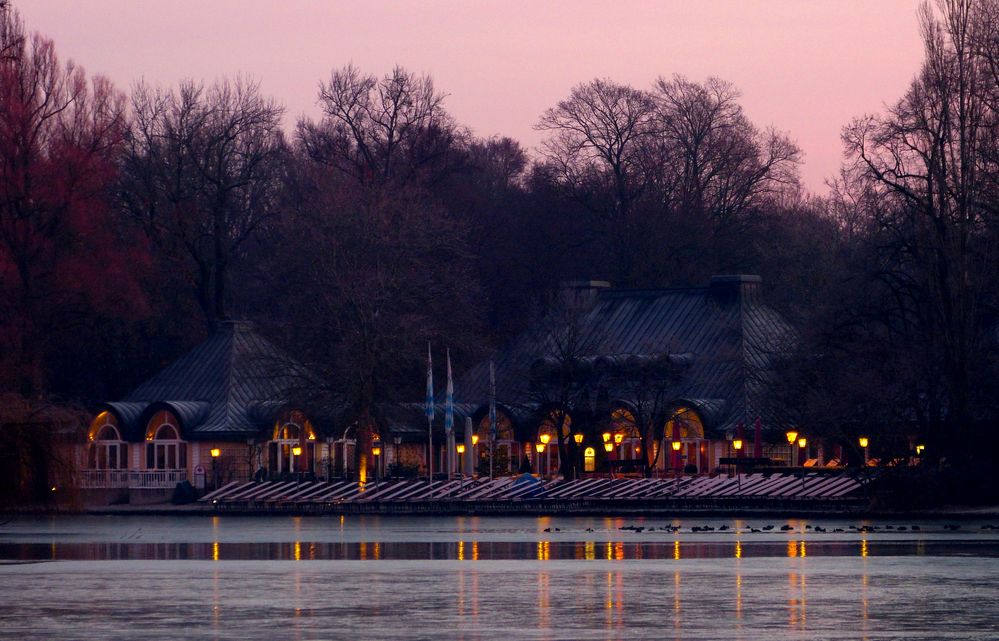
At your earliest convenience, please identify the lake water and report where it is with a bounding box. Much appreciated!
[1,514,998,640]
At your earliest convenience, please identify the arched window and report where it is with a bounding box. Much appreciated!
[609,408,642,461]
[268,411,316,475]
[535,411,571,476]
[145,410,186,470]
[583,447,596,472]
[87,412,128,470]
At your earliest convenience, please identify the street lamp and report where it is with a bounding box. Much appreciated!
[573,432,584,445]
[671,439,683,492]
[859,436,870,466]
[535,442,545,477]
[291,446,302,484]
[210,447,221,490]
[786,430,798,466]
[732,439,743,489]
[372,441,382,483]
[603,442,614,452]
[602,431,612,444]
[797,437,808,490]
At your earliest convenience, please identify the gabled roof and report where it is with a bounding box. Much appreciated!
[109,321,319,439]
[452,276,795,437]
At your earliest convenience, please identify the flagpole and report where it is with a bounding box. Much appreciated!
[426,343,434,483]
[489,360,496,480]
[445,348,455,480]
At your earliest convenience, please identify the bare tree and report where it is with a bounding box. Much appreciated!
[299,64,465,187]
[841,0,999,463]
[118,78,286,330]
[536,79,656,280]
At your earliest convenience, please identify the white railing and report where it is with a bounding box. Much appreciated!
[78,469,131,488]
[77,469,189,489]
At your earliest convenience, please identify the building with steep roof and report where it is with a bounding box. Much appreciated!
[78,321,352,501]
[443,275,798,477]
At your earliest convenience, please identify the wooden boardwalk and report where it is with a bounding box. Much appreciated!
[200,472,869,514]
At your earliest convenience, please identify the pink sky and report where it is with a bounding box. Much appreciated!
[17,0,925,193]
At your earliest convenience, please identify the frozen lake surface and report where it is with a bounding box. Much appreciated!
[1,514,998,640]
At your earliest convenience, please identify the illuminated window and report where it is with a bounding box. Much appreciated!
[87,412,128,470]
[584,447,596,472]
[268,412,316,474]
[144,410,186,470]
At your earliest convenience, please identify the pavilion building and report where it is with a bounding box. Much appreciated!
[441,275,800,477]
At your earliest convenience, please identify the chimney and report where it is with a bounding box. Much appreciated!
[558,280,611,311]
[708,275,761,307]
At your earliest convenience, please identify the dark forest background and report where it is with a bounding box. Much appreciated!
[2,0,998,471]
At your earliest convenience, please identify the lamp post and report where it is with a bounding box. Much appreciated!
[797,437,807,491]
[456,443,466,489]
[540,432,551,478]
[732,438,743,490]
[858,436,870,466]
[210,447,221,490]
[291,446,302,484]
[671,440,682,492]
[786,430,798,467]
[573,432,584,480]
[535,442,545,477]
[372,441,382,484]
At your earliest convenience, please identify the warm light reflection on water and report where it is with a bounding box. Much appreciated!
[3,516,999,641]
[10,538,989,562]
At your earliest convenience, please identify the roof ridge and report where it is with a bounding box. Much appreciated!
[224,322,238,432]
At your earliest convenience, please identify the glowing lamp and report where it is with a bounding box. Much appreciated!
[786,430,798,444]
[613,433,624,445]
[539,433,551,445]
[210,448,221,458]
[733,439,743,451]
[471,434,479,446]
[672,441,682,451]
[535,443,545,453]
[797,437,807,449]
[456,443,465,454]
[915,444,925,455]
[372,446,381,456]
[308,433,316,440]
[602,432,612,443]
[603,442,614,452]
[858,436,869,449]
[573,432,584,445]
[292,446,302,457]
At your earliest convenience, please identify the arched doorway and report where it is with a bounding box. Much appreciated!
[663,407,706,473]
[476,410,516,475]
[608,408,642,467]
[268,411,316,477]
[535,411,571,477]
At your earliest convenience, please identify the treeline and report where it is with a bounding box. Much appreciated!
[1,1,997,467]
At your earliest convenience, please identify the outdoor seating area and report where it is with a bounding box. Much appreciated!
[199,472,865,513]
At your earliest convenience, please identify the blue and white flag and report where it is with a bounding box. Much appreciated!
[425,343,434,422]
[489,360,497,441]
[444,348,454,435]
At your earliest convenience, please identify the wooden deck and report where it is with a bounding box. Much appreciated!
[200,472,870,514]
